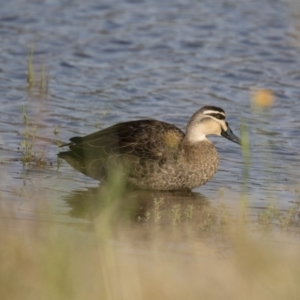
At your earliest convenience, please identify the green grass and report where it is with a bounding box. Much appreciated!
[258,203,300,229]
[27,44,49,96]
[27,44,34,89]
[20,106,46,166]
[21,45,51,164]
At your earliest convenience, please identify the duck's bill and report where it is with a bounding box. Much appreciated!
[221,125,241,145]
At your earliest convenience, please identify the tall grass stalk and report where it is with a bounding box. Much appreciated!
[27,44,34,90]
[240,117,250,218]
[27,44,49,96]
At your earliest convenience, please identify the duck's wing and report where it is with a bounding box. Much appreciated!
[66,119,185,160]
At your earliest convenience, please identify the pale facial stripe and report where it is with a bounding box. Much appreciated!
[203,110,226,120]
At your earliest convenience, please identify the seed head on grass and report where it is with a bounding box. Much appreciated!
[252,89,274,108]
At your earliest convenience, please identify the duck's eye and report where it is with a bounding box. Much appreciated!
[207,113,225,120]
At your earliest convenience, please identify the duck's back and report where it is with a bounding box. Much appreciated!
[58,120,186,186]
[68,119,184,159]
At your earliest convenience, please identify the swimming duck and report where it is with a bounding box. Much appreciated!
[58,106,240,190]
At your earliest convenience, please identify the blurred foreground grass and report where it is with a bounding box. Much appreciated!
[1,182,300,300]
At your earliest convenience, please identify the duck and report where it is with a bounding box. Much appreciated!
[58,106,240,190]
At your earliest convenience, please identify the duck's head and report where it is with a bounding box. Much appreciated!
[186,106,241,145]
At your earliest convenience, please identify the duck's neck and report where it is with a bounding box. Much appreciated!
[185,132,208,144]
[182,136,214,150]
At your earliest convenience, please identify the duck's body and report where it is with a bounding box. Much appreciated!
[59,106,240,190]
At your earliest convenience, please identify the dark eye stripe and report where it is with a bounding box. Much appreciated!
[207,113,225,120]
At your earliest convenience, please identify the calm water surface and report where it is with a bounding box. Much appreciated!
[0,0,300,228]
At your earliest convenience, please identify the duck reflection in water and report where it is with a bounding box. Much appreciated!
[63,186,210,226]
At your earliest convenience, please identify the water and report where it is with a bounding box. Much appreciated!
[0,0,300,228]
